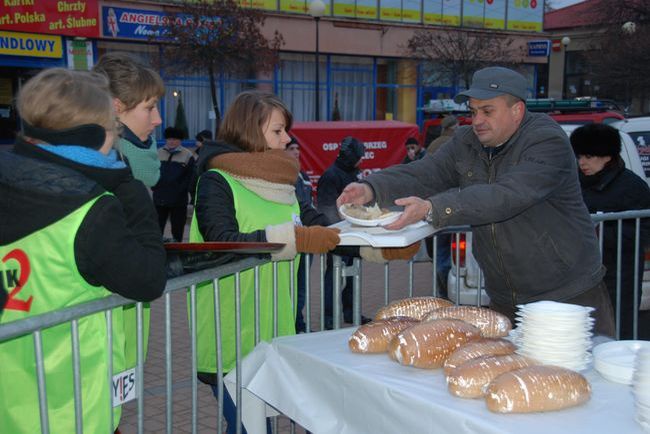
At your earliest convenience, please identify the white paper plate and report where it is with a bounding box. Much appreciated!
[593,340,650,384]
[339,205,402,227]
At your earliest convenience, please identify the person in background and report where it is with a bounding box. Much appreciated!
[571,123,650,339]
[337,66,615,337]
[317,136,371,327]
[153,127,196,242]
[427,114,458,155]
[191,90,341,434]
[0,67,165,433]
[285,138,314,332]
[195,129,213,155]
[93,52,164,187]
[402,136,426,164]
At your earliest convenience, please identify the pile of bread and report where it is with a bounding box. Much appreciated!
[348,296,591,413]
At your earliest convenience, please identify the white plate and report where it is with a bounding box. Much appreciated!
[339,205,402,227]
[593,340,650,384]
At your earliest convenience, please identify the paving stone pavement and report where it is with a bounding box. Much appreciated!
[118,217,437,433]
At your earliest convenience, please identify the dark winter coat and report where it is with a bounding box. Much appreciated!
[317,150,362,223]
[0,139,166,302]
[579,159,650,338]
[152,146,196,207]
[364,111,605,306]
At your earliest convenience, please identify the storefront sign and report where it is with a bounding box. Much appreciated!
[424,0,461,26]
[102,6,188,40]
[66,39,93,70]
[506,0,542,32]
[462,0,506,30]
[0,31,62,58]
[0,1,99,38]
[528,40,550,57]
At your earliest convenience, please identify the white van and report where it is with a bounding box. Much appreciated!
[447,126,650,310]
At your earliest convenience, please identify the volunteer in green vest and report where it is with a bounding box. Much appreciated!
[0,68,166,433]
[93,52,166,378]
[191,90,341,434]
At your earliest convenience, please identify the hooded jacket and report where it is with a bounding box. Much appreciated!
[317,137,364,223]
[0,139,166,302]
[364,111,605,306]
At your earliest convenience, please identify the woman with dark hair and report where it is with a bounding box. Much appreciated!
[571,123,650,339]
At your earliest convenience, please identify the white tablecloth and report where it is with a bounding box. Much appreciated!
[225,329,645,434]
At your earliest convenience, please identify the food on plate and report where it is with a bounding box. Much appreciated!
[447,354,535,398]
[374,296,454,321]
[388,319,481,369]
[443,338,517,375]
[423,306,512,338]
[348,317,420,353]
[485,365,591,413]
[341,203,390,220]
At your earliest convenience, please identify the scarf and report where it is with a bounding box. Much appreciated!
[37,144,127,169]
[209,149,299,205]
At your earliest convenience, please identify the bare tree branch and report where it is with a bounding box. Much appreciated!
[153,0,284,127]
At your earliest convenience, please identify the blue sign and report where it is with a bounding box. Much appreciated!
[527,40,550,57]
[102,6,203,40]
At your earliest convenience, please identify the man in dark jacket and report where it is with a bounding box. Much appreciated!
[153,127,196,242]
[338,66,615,336]
[317,136,369,327]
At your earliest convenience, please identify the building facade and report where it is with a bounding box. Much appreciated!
[1,0,550,144]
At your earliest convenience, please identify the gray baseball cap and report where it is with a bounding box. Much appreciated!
[454,67,527,103]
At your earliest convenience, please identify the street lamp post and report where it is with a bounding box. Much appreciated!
[309,0,325,121]
[561,36,571,98]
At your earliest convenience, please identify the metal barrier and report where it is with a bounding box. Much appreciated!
[1,211,648,433]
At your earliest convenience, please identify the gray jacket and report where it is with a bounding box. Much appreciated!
[366,111,605,306]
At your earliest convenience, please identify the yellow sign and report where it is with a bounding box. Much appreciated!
[0,31,62,58]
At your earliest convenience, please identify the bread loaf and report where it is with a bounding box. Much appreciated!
[485,365,591,413]
[423,306,512,338]
[348,317,419,353]
[443,338,517,375]
[375,296,453,321]
[447,354,535,398]
[388,319,481,369]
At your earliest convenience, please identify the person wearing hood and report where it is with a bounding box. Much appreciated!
[338,66,615,337]
[571,123,650,339]
[0,68,165,433]
[402,136,426,164]
[317,136,371,327]
[192,90,341,434]
[93,52,165,187]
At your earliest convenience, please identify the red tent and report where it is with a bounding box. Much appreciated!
[291,120,420,194]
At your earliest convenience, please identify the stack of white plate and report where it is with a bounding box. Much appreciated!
[633,347,650,432]
[592,340,650,385]
[512,300,594,371]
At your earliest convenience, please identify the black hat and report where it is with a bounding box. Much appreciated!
[195,129,212,141]
[405,137,419,147]
[164,127,184,140]
[340,136,364,160]
[570,123,621,157]
[454,67,528,103]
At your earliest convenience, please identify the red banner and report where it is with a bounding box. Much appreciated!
[0,1,100,38]
[291,120,420,193]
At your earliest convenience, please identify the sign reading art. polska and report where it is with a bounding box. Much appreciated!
[0,1,100,38]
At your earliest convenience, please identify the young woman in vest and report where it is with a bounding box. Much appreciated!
[191,90,341,434]
[93,52,165,385]
[0,68,166,433]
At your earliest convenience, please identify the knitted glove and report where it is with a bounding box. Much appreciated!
[360,242,421,263]
[295,226,341,253]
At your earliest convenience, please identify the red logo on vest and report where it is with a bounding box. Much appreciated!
[2,249,33,312]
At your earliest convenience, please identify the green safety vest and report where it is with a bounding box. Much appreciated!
[0,195,125,433]
[190,169,299,373]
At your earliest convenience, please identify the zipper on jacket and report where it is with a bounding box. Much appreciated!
[486,156,517,306]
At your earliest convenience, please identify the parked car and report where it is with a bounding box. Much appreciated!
[610,116,650,178]
[447,124,650,311]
